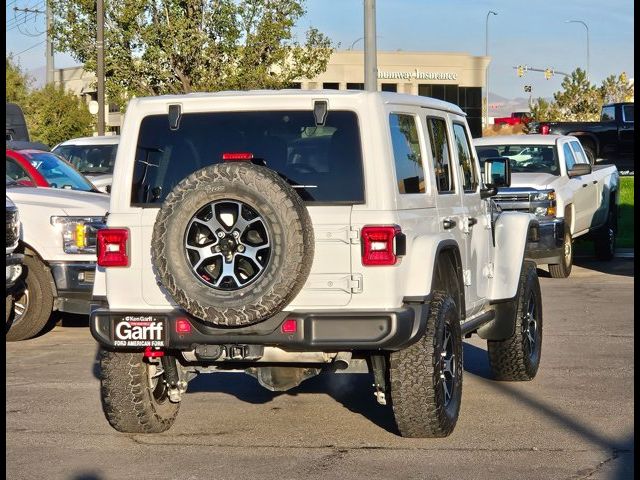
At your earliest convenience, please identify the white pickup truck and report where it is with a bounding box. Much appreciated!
[5,182,108,340]
[90,90,544,438]
[474,135,620,278]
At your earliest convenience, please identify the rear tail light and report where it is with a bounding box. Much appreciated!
[97,229,129,267]
[175,318,192,334]
[281,318,297,334]
[540,124,550,135]
[361,225,404,266]
[222,152,254,161]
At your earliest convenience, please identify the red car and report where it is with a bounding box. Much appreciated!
[6,149,100,192]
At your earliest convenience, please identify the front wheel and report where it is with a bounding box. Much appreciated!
[6,255,54,341]
[549,227,573,279]
[487,261,542,381]
[99,349,181,433]
[388,293,463,438]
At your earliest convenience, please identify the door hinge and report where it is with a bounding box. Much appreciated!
[463,269,472,287]
[349,227,360,243]
[350,274,363,293]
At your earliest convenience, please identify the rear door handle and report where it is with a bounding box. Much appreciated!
[592,180,598,184]
[582,184,588,188]
[443,219,457,230]
[468,217,478,227]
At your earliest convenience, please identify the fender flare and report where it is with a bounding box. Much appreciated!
[404,237,465,316]
[489,212,537,301]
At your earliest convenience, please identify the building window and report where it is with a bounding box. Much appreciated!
[389,113,425,194]
[427,116,454,193]
[108,103,120,113]
[323,82,340,90]
[287,82,302,89]
[381,83,397,92]
[346,83,364,90]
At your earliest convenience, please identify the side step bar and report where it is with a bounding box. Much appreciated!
[460,310,495,336]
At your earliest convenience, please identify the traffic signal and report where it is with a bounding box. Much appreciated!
[517,65,524,77]
[544,68,553,80]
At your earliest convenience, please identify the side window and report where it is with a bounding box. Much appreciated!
[600,106,615,122]
[570,141,588,164]
[6,157,32,184]
[452,122,478,192]
[563,143,577,171]
[622,105,634,123]
[389,113,425,194]
[426,117,454,193]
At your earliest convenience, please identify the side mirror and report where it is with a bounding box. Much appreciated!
[567,163,592,177]
[483,157,511,188]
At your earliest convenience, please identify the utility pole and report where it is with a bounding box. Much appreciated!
[12,4,53,85]
[97,0,105,135]
[364,0,377,92]
[46,1,53,84]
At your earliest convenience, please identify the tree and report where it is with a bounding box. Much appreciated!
[50,0,334,109]
[25,85,94,147]
[600,72,634,104]
[529,97,564,123]
[552,68,601,121]
[6,55,32,105]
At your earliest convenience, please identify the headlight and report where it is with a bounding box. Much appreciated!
[531,190,556,202]
[531,190,557,217]
[50,216,106,254]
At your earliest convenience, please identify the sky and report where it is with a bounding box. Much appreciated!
[5,0,634,100]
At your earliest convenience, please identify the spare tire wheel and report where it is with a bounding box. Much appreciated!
[151,162,314,327]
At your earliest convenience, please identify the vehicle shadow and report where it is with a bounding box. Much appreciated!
[463,342,633,477]
[187,369,400,435]
[536,256,633,278]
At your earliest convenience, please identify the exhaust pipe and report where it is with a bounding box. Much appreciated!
[333,351,352,371]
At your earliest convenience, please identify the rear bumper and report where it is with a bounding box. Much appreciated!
[89,298,430,353]
[525,218,564,265]
[50,262,96,314]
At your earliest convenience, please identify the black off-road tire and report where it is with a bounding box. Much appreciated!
[99,349,180,433]
[487,261,542,381]
[594,205,617,261]
[5,255,54,341]
[582,143,596,164]
[152,162,314,327]
[389,293,463,438]
[549,227,573,278]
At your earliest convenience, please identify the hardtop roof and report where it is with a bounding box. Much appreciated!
[129,90,465,116]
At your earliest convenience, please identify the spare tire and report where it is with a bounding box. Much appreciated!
[151,162,314,327]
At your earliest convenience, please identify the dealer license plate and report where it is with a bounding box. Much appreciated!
[112,315,167,348]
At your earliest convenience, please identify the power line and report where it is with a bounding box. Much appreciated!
[12,38,45,56]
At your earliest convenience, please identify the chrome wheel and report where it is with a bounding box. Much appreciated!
[184,200,271,291]
[11,289,30,323]
[563,233,572,266]
[522,292,539,363]
[438,323,456,408]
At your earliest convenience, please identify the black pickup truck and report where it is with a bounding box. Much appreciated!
[529,102,634,170]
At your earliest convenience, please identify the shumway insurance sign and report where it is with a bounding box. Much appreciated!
[377,69,458,81]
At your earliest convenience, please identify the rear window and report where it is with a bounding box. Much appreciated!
[131,110,364,205]
[53,143,118,176]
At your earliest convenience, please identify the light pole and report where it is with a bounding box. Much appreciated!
[565,20,590,82]
[485,10,497,130]
[364,0,377,92]
[348,35,383,51]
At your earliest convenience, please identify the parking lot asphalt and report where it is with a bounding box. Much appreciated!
[6,257,634,480]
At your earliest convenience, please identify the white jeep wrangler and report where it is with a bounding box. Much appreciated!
[91,90,543,438]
